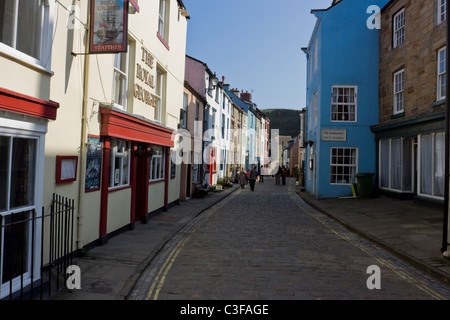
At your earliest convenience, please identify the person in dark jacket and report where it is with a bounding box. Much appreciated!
[276,166,282,185]
[282,166,287,185]
[238,168,248,189]
[249,165,258,192]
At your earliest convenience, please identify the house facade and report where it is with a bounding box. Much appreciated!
[184,55,221,187]
[180,80,205,201]
[302,0,389,199]
[0,0,189,299]
[371,0,446,203]
[0,0,59,298]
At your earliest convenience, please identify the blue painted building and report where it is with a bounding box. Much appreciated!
[302,0,389,199]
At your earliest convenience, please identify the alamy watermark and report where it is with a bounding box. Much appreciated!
[366,265,381,290]
[66,265,81,290]
[367,5,381,30]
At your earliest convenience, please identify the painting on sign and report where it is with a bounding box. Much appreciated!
[89,0,128,54]
[85,136,102,191]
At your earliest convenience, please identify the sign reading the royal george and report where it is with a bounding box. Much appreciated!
[134,46,158,108]
[89,0,128,54]
[321,128,347,142]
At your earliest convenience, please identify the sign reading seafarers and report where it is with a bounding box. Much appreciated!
[89,0,128,54]
[321,129,347,142]
[134,46,158,108]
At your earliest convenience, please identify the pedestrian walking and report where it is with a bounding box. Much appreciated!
[249,165,258,192]
[258,166,264,183]
[276,166,282,185]
[282,166,287,185]
[239,168,248,189]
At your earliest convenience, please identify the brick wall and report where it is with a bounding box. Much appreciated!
[379,0,446,125]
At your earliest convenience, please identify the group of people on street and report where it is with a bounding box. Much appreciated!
[275,166,289,186]
[238,165,258,192]
[236,165,290,192]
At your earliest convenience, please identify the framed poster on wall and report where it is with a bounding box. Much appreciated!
[85,135,102,192]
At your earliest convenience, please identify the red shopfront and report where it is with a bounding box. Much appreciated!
[99,107,174,241]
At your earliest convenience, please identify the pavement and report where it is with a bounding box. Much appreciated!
[53,177,450,300]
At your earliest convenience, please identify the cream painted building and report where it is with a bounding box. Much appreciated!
[0,0,189,299]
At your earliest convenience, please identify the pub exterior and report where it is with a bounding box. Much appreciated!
[0,0,189,299]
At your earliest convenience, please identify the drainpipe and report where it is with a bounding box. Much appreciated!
[75,6,90,251]
[442,17,450,256]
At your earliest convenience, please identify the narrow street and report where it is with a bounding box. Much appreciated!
[128,178,450,301]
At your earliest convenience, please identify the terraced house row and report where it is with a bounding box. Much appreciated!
[302,0,447,203]
[0,0,269,299]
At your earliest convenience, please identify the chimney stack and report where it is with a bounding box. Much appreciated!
[231,88,240,97]
[240,90,252,102]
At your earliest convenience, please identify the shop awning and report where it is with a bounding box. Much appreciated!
[100,106,175,147]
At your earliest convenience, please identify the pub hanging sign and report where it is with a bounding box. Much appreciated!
[89,0,128,54]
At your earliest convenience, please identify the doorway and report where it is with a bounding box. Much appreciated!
[186,164,191,199]
[135,144,149,222]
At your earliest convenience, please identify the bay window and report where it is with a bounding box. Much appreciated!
[419,133,445,199]
[379,138,413,192]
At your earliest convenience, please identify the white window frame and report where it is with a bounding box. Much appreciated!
[158,0,167,40]
[113,49,129,111]
[378,138,414,193]
[109,139,130,189]
[0,124,45,299]
[417,132,445,200]
[437,47,447,101]
[149,146,166,182]
[393,9,405,48]
[180,93,188,129]
[331,86,357,122]
[439,0,447,25]
[0,0,54,71]
[155,68,165,123]
[330,147,358,185]
[393,69,405,115]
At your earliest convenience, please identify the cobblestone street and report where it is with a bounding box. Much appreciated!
[129,178,450,301]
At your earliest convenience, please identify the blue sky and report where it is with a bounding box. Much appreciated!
[184,0,332,111]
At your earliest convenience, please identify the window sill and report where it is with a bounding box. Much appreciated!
[157,32,170,50]
[390,112,405,119]
[108,185,131,193]
[432,99,446,107]
[149,179,166,185]
[0,46,54,76]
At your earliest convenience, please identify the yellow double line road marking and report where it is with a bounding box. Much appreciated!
[289,183,447,300]
[146,189,241,300]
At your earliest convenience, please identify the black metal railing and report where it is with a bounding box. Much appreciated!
[0,194,75,300]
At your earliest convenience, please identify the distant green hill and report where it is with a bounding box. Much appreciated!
[261,109,300,139]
